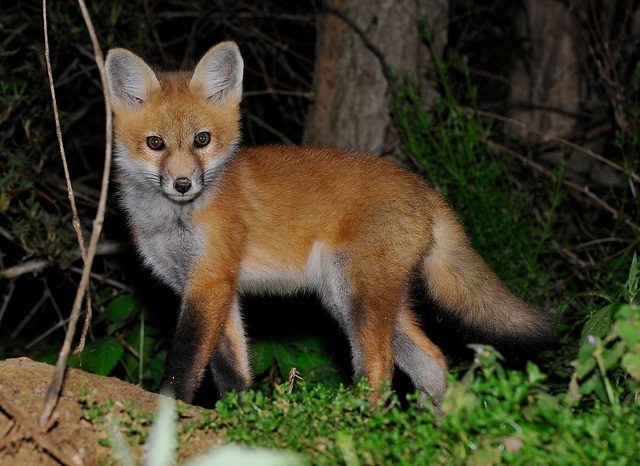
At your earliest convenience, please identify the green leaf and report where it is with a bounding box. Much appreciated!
[575,343,597,380]
[291,337,333,373]
[96,295,139,324]
[578,376,603,398]
[34,347,59,365]
[274,342,297,377]
[616,304,640,345]
[602,341,626,371]
[580,304,615,345]
[526,361,547,384]
[621,352,640,381]
[69,337,124,376]
[626,252,639,303]
[251,340,277,375]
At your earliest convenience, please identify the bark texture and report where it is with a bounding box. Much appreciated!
[303,0,448,154]
[507,0,581,141]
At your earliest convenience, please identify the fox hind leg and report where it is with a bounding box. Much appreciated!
[319,251,396,397]
[392,307,448,412]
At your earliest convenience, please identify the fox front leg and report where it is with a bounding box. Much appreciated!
[159,279,246,403]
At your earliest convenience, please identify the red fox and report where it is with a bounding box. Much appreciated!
[104,42,554,408]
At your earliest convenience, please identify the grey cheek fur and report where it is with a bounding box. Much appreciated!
[114,143,233,293]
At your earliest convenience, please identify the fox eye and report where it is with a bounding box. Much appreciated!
[194,131,211,148]
[147,136,164,150]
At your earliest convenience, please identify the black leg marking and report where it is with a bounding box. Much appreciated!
[209,330,250,398]
[158,300,207,403]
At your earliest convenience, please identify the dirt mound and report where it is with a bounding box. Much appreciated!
[0,358,223,465]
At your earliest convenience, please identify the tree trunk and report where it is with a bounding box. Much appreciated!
[303,0,448,154]
[507,0,581,143]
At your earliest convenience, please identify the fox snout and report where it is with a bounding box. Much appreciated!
[161,170,203,202]
[174,177,192,194]
[159,150,206,202]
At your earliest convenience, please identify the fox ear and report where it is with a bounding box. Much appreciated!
[105,49,160,112]
[189,42,243,106]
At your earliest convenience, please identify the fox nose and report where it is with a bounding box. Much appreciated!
[173,178,192,194]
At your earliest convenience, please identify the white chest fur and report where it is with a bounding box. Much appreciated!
[119,172,205,294]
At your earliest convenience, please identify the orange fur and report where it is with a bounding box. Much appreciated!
[105,42,554,409]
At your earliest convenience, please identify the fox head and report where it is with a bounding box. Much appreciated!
[105,42,243,203]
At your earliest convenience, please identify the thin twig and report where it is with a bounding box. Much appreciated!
[68,266,131,291]
[243,89,314,98]
[0,260,49,279]
[115,331,140,359]
[39,0,113,427]
[11,292,47,339]
[42,6,86,266]
[0,225,14,242]
[40,0,93,354]
[143,0,167,63]
[0,240,123,280]
[0,279,16,325]
[488,140,640,234]
[245,113,294,145]
[26,315,71,350]
[476,109,640,184]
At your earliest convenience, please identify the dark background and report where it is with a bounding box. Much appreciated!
[1,0,639,400]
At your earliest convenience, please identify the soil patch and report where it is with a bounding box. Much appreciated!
[0,358,224,465]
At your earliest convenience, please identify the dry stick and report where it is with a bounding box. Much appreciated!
[0,259,49,279]
[475,109,640,185]
[488,140,640,234]
[0,280,16,325]
[43,24,86,260]
[39,0,113,427]
[0,240,123,280]
[26,315,72,350]
[40,0,93,355]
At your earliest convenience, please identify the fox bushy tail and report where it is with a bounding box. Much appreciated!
[422,204,555,352]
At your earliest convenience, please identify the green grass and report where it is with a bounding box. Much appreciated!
[190,332,640,465]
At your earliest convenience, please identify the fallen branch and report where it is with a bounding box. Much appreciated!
[39,0,113,427]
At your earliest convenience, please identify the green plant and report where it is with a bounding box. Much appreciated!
[79,386,153,448]
[56,294,166,389]
[389,45,553,302]
[570,254,640,409]
[251,336,346,388]
[194,353,640,465]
